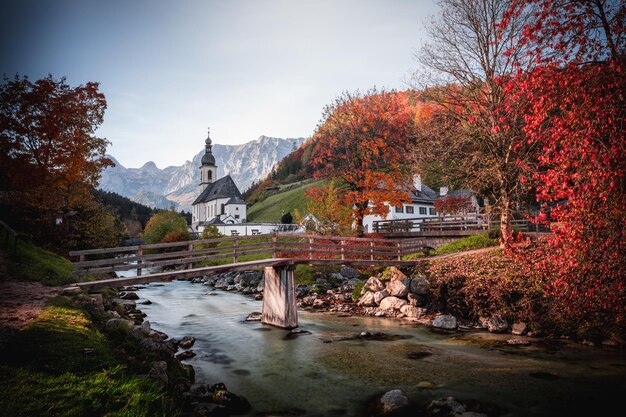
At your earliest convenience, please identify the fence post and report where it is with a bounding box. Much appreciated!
[308,237,314,261]
[341,240,345,261]
[137,247,143,276]
[396,241,401,261]
[187,242,193,269]
[233,238,239,263]
[370,241,374,261]
[272,235,277,259]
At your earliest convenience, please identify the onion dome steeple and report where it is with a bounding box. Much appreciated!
[201,127,216,166]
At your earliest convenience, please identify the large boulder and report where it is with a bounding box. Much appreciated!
[379,296,407,311]
[374,290,390,305]
[487,316,509,333]
[387,279,410,298]
[432,314,458,330]
[400,305,426,318]
[358,291,377,307]
[366,277,385,292]
[410,275,430,294]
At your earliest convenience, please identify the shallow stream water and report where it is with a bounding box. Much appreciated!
[136,280,625,417]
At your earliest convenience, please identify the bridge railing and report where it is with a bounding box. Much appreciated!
[69,233,432,278]
[373,214,492,235]
[373,213,549,235]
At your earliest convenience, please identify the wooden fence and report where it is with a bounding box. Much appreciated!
[69,233,433,278]
[373,214,549,236]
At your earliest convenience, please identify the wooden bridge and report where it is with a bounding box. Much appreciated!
[69,234,432,329]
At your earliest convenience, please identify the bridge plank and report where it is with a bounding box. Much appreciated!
[74,258,294,291]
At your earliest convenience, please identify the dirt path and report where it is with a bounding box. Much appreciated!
[0,253,62,330]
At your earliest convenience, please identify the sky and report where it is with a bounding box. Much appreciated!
[1,0,438,168]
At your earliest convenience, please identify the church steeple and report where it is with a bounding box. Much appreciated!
[199,127,217,190]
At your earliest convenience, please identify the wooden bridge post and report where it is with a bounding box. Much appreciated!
[341,240,345,261]
[396,241,401,261]
[261,265,298,329]
[370,241,374,261]
[308,237,314,261]
[136,247,143,276]
[233,238,239,263]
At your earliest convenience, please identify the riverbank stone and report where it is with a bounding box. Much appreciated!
[379,296,407,311]
[387,279,410,298]
[378,389,409,415]
[374,290,390,305]
[511,322,528,335]
[358,291,377,307]
[487,316,509,333]
[410,275,430,294]
[432,315,458,330]
[180,336,195,349]
[340,266,361,279]
[366,277,385,292]
[176,350,196,360]
[400,305,426,318]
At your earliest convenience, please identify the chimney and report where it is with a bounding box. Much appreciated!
[439,187,448,197]
[413,174,422,192]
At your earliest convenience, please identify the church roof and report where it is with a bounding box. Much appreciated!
[192,175,244,205]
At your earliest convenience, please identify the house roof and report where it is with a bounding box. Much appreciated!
[409,184,438,203]
[438,189,475,200]
[192,175,244,205]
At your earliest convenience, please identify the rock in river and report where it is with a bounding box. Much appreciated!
[379,296,407,311]
[377,389,409,415]
[432,314,458,330]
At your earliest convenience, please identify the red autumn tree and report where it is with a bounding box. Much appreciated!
[509,0,625,339]
[0,75,112,248]
[310,89,416,235]
[301,180,354,236]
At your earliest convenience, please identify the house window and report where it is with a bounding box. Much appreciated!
[405,206,414,214]
[419,207,427,215]
[429,208,436,215]
[395,206,404,213]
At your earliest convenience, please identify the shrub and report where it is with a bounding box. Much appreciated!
[143,211,188,244]
[352,280,365,301]
[428,250,547,326]
[161,229,190,243]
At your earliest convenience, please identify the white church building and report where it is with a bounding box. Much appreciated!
[191,128,303,236]
[192,129,247,231]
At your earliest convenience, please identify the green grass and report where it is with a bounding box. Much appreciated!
[247,180,324,222]
[434,232,499,255]
[6,239,76,286]
[0,297,177,417]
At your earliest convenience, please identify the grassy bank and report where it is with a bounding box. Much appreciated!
[3,238,76,286]
[0,297,178,417]
[247,180,323,222]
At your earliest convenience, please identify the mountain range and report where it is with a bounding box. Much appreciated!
[98,135,306,211]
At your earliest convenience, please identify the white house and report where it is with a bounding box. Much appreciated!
[362,175,439,233]
[191,129,248,231]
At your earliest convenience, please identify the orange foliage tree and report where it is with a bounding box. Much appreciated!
[310,89,416,235]
[0,75,112,249]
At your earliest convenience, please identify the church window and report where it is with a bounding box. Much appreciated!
[208,171,212,181]
[221,204,225,214]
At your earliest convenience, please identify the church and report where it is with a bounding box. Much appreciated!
[191,128,247,232]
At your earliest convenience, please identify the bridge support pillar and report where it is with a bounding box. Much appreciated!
[262,265,298,329]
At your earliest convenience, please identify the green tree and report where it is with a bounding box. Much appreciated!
[143,211,189,244]
[280,211,293,224]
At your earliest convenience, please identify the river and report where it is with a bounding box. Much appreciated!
[136,280,625,417]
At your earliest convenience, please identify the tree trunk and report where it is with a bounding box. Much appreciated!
[500,195,513,246]
[355,201,369,237]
